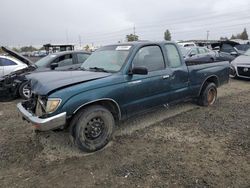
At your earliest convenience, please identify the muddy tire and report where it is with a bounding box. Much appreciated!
[198,82,217,106]
[70,105,115,152]
[19,81,32,99]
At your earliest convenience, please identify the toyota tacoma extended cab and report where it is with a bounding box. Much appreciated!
[17,41,229,152]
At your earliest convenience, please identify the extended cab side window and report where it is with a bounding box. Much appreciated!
[165,44,182,68]
[132,46,165,72]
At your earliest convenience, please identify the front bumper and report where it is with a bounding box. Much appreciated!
[233,65,250,79]
[17,103,66,131]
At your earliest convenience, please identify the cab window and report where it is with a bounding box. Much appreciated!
[132,46,165,72]
[165,44,182,68]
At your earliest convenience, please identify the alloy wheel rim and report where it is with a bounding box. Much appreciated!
[207,88,216,105]
[23,84,31,99]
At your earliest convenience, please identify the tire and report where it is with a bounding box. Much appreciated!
[198,82,217,106]
[70,105,115,152]
[19,81,32,99]
[229,66,237,79]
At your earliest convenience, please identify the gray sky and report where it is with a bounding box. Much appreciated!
[0,0,250,47]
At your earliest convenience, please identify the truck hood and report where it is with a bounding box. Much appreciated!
[27,70,111,95]
[1,46,33,66]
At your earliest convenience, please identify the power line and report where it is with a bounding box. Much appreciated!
[80,8,250,39]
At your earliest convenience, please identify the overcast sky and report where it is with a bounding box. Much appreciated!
[0,0,250,47]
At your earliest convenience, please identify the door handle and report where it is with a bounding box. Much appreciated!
[162,75,170,79]
[128,80,142,84]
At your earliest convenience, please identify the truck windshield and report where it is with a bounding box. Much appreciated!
[81,45,131,72]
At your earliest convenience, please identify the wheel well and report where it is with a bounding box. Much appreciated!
[74,100,121,122]
[199,76,219,95]
[206,76,219,87]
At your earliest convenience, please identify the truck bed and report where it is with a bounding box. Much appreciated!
[186,60,230,97]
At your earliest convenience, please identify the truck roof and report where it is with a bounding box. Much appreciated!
[107,41,176,47]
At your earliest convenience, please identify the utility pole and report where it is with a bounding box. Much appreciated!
[206,30,210,41]
[78,35,82,48]
[66,29,69,44]
[206,30,210,46]
[133,24,136,41]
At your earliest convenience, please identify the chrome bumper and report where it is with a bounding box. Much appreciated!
[17,103,66,131]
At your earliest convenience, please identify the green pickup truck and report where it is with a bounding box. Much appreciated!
[17,41,229,152]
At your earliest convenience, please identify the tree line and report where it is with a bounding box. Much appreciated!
[221,28,248,40]
[1,28,248,53]
[126,28,248,42]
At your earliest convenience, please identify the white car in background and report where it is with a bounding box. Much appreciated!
[0,55,28,77]
[177,42,197,47]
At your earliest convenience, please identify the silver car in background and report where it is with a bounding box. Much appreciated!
[230,49,250,79]
[181,47,217,62]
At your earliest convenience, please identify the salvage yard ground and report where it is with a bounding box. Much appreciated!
[0,79,249,187]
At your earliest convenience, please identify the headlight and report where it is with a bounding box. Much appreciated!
[46,98,61,113]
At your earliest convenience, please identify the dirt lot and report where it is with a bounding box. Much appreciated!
[0,79,249,188]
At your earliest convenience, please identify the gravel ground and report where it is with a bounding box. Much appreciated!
[0,79,249,188]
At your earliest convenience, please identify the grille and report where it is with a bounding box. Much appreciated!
[237,67,250,78]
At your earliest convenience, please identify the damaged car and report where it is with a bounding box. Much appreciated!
[0,47,90,99]
[230,48,250,79]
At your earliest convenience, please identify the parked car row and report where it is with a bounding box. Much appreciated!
[179,40,250,79]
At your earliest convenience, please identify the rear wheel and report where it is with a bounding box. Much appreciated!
[70,105,115,152]
[198,82,217,106]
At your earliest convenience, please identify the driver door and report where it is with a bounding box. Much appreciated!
[124,45,172,117]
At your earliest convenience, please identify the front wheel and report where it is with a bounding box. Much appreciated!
[71,105,115,152]
[198,83,217,106]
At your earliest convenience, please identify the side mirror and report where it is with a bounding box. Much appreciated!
[50,62,58,70]
[130,66,148,75]
[189,52,196,57]
[230,51,238,56]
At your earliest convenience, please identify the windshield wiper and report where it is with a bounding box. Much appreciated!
[88,67,109,73]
